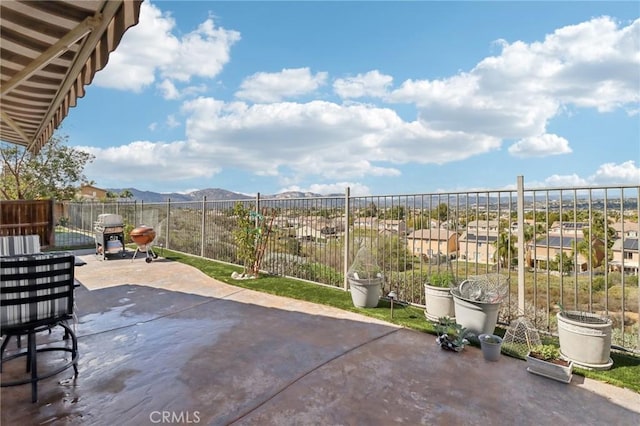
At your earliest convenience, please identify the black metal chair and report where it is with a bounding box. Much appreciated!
[0,252,78,402]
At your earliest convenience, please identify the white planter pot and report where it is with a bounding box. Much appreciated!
[557,311,613,370]
[451,289,501,337]
[348,276,382,308]
[526,353,573,383]
[478,334,503,362]
[424,283,455,321]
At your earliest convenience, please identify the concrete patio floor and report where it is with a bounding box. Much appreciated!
[1,250,638,425]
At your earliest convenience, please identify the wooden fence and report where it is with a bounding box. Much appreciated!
[0,199,54,247]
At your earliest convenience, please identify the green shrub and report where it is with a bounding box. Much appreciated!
[427,271,457,288]
[530,344,561,361]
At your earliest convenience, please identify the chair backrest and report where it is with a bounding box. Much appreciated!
[1,252,75,329]
[0,235,41,256]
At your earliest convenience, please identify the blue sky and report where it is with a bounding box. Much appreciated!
[62,1,640,196]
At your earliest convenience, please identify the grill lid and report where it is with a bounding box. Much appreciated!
[95,214,124,227]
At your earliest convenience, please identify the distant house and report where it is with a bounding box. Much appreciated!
[467,220,500,233]
[352,217,406,234]
[378,219,407,235]
[548,221,589,236]
[295,216,343,241]
[611,221,639,240]
[610,237,639,275]
[527,235,605,272]
[353,217,378,229]
[295,224,327,241]
[406,228,458,259]
[510,219,537,234]
[272,216,291,228]
[458,230,499,264]
[77,184,107,200]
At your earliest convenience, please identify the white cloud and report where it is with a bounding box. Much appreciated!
[508,133,572,157]
[235,68,328,103]
[589,161,640,184]
[161,17,240,82]
[166,115,180,128]
[92,2,176,91]
[77,141,220,183]
[180,97,501,181]
[83,13,639,193]
[93,2,240,92]
[387,16,638,143]
[537,17,640,113]
[280,183,371,196]
[529,161,640,188]
[541,173,590,187]
[333,70,394,99]
[158,79,179,100]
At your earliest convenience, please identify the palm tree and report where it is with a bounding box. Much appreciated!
[573,228,606,270]
[493,230,516,268]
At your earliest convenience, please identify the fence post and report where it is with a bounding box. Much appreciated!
[256,193,261,225]
[517,175,525,316]
[201,196,206,258]
[47,199,55,247]
[166,199,171,250]
[343,187,350,291]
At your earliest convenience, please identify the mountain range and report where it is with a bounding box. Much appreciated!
[108,187,339,202]
[108,187,637,211]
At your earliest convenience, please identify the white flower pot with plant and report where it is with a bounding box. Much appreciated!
[526,344,573,383]
[451,274,508,337]
[347,245,383,308]
[424,270,457,321]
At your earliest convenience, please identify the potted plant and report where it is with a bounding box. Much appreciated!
[347,245,383,308]
[435,317,470,352]
[557,309,613,370]
[526,344,573,383]
[451,274,508,337]
[478,333,503,362]
[424,270,457,321]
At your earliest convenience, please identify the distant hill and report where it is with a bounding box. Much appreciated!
[104,187,636,211]
[106,187,339,202]
[189,188,253,201]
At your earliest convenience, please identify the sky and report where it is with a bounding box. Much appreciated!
[60,1,640,196]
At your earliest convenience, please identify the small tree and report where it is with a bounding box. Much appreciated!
[233,203,257,275]
[493,229,516,268]
[232,202,274,277]
[552,251,574,274]
[0,134,94,200]
[120,189,134,199]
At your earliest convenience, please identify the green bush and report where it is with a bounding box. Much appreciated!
[530,344,561,361]
[426,271,457,288]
